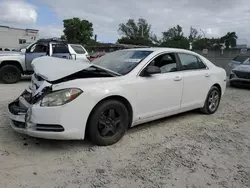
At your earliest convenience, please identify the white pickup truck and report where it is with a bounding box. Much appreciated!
[0,38,89,84]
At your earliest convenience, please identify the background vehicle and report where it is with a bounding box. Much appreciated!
[68,44,89,60]
[229,58,250,87]
[229,55,250,69]
[88,51,107,61]
[0,38,89,84]
[8,48,226,146]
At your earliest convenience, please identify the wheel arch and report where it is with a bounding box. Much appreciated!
[0,60,24,73]
[212,83,222,96]
[86,95,134,131]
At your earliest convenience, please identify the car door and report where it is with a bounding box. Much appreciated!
[177,53,211,111]
[134,53,183,122]
[51,43,72,59]
[25,42,48,71]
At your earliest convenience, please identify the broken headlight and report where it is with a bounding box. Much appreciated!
[40,88,83,107]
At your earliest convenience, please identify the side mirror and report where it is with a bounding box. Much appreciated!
[142,66,161,77]
[20,48,26,54]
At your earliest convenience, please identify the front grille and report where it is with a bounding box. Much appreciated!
[234,71,250,79]
[36,124,64,132]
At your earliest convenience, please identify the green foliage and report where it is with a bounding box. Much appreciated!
[161,36,189,49]
[220,32,237,48]
[162,25,183,41]
[189,27,202,42]
[117,18,159,46]
[117,19,238,49]
[161,25,189,49]
[59,17,239,50]
[62,17,94,44]
[118,18,151,39]
[117,37,151,46]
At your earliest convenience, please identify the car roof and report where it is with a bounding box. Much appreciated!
[122,47,195,54]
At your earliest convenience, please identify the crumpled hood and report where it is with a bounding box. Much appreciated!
[0,51,23,56]
[32,56,92,81]
[233,64,250,72]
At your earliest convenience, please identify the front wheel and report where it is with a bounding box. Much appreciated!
[87,100,129,146]
[200,86,221,114]
[0,65,21,84]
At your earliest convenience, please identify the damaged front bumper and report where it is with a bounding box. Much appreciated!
[8,89,82,140]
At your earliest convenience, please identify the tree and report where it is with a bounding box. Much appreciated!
[162,25,183,41]
[220,32,237,48]
[117,18,155,46]
[62,17,94,44]
[189,27,201,42]
[161,25,189,49]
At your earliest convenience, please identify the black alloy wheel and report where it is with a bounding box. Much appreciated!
[87,100,129,146]
[98,108,122,137]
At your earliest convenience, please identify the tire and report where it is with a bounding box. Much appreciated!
[0,65,21,84]
[200,86,221,114]
[87,100,129,146]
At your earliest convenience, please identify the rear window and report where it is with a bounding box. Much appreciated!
[233,55,249,63]
[70,45,87,54]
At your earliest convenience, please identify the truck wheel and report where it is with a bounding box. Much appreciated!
[0,65,21,84]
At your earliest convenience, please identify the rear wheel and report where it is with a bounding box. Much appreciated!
[0,65,21,84]
[201,86,221,114]
[87,100,129,146]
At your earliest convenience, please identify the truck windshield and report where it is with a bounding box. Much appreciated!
[233,55,249,63]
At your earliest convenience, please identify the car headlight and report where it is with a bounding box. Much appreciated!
[41,88,82,107]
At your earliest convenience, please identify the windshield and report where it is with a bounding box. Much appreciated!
[233,55,249,63]
[92,50,153,75]
[243,59,250,65]
[70,45,87,54]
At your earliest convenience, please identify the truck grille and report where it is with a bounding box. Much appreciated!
[234,71,250,79]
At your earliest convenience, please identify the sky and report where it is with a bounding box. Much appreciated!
[0,0,250,44]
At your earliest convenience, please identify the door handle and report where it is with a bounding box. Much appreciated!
[205,73,210,77]
[173,76,182,81]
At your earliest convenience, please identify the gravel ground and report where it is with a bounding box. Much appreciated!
[0,79,250,188]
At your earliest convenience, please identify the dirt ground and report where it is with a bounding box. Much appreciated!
[0,80,250,188]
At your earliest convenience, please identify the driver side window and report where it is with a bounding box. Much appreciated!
[29,43,48,53]
[148,53,178,74]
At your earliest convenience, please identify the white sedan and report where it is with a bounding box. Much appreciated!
[8,48,227,146]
